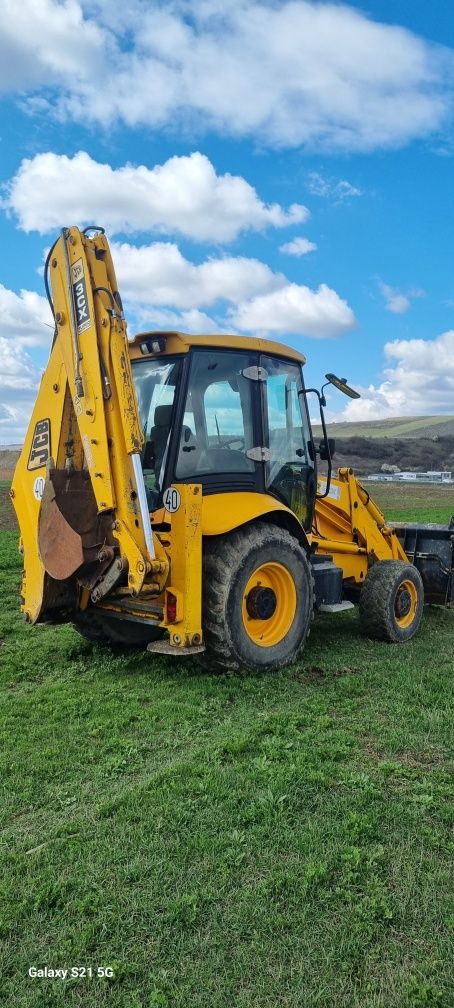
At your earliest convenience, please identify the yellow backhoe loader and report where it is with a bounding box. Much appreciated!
[11,227,454,671]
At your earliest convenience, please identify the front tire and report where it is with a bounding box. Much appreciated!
[202,523,314,672]
[359,560,424,642]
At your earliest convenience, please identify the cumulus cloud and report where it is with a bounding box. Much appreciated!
[0,0,451,151]
[4,150,307,243]
[279,237,317,256]
[0,284,53,442]
[0,284,52,346]
[0,0,106,91]
[231,283,356,339]
[378,280,425,314]
[111,242,283,309]
[129,307,232,337]
[0,337,43,444]
[110,241,356,339]
[335,330,454,421]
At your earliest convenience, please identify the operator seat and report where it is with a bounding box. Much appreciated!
[146,404,173,485]
[146,405,197,485]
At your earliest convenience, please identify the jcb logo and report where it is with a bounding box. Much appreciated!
[27,418,50,471]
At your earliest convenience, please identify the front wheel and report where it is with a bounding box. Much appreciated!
[359,560,424,642]
[202,523,314,672]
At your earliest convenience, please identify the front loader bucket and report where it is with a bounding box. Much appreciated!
[394,520,454,605]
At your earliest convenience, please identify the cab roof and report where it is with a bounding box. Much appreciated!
[128,330,306,364]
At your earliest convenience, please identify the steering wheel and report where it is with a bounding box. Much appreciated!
[221,437,245,449]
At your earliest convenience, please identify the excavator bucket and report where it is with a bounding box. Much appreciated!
[37,465,114,584]
[38,474,85,580]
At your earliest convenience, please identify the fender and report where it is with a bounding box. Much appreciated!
[201,491,310,546]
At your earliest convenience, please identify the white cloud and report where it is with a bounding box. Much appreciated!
[336,330,454,420]
[378,280,425,314]
[280,237,317,256]
[0,283,53,442]
[0,0,107,91]
[0,284,52,346]
[0,1,451,151]
[231,283,356,339]
[4,150,308,242]
[0,336,41,387]
[111,240,356,338]
[111,241,283,309]
[129,307,232,337]
[0,337,43,444]
[307,172,363,200]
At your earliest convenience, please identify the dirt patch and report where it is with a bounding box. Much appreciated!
[0,449,20,482]
[294,665,362,684]
[0,483,17,531]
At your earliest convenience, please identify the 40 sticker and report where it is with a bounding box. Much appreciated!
[33,476,45,501]
[163,486,181,513]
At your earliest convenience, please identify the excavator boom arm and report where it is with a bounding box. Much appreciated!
[12,227,160,623]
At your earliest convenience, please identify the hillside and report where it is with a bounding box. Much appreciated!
[321,435,454,477]
[3,417,454,483]
[312,415,454,440]
[311,416,454,476]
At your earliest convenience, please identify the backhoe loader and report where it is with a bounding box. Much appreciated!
[11,227,454,671]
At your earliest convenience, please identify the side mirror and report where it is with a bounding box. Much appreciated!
[319,437,335,461]
[324,373,360,399]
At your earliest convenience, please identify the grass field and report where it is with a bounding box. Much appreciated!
[363,482,454,526]
[0,478,453,1007]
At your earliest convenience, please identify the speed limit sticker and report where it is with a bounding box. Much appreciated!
[163,486,181,513]
[33,476,45,501]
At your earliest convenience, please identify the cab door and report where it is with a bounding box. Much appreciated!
[260,355,316,531]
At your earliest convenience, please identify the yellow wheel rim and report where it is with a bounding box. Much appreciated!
[394,579,418,629]
[242,562,297,647]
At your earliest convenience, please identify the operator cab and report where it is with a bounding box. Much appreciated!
[133,340,316,532]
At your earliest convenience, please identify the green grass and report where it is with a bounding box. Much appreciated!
[361,482,454,527]
[0,527,453,1007]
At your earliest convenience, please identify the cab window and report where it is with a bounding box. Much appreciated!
[176,351,256,478]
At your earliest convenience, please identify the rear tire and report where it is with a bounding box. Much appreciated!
[73,611,163,647]
[359,560,424,642]
[202,523,314,672]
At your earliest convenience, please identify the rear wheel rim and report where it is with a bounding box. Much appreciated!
[394,579,418,629]
[242,562,297,646]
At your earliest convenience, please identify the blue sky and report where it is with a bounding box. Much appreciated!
[1,0,454,442]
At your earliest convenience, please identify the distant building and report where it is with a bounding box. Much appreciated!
[367,470,453,484]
